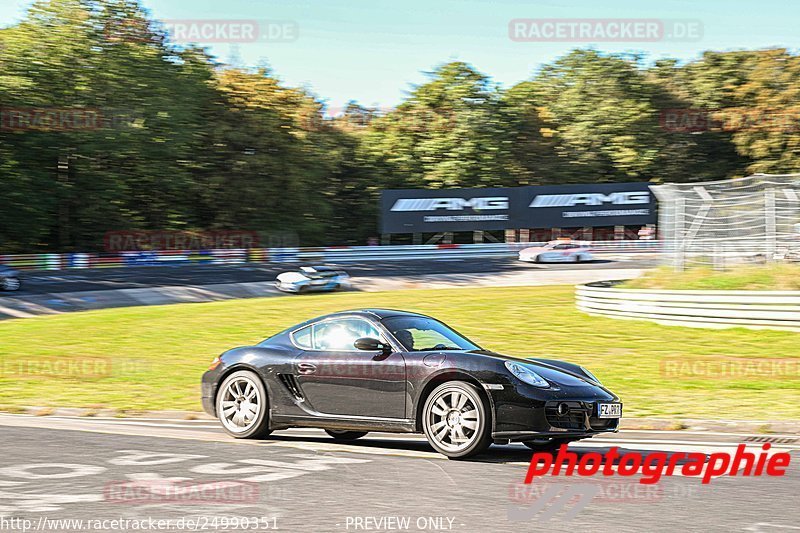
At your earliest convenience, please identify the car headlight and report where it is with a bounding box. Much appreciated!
[504,361,549,388]
[580,366,602,385]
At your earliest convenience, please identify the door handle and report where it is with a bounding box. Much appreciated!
[297,362,317,375]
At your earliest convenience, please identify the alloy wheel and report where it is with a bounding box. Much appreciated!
[424,385,482,455]
[219,375,262,434]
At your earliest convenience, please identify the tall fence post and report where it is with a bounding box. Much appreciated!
[674,197,686,272]
[765,188,777,262]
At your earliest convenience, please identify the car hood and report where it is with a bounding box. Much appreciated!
[463,349,603,389]
[519,246,548,255]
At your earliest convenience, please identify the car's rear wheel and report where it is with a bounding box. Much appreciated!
[422,381,492,459]
[2,277,20,291]
[216,370,272,439]
[325,429,368,441]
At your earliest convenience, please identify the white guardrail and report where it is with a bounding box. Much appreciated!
[273,241,660,263]
[575,282,800,332]
[2,241,661,271]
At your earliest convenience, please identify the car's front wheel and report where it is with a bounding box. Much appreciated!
[2,277,20,291]
[216,370,272,439]
[325,430,368,441]
[422,381,492,459]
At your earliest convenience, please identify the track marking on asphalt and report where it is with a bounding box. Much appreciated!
[38,417,800,439]
[620,429,800,439]
[590,438,799,450]
[0,415,446,460]
[15,416,800,451]
[2,415,797,465]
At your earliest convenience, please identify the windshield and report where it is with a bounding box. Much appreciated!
[383,316,479,352]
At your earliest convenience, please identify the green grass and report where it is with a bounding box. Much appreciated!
[0,285,798,419]
[622,264,800,290]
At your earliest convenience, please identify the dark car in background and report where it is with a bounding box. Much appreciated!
[202,309,621,458]
[0,265,21,292]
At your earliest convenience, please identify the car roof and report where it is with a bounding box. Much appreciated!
[315,308,430,321]
[300,265,340,273]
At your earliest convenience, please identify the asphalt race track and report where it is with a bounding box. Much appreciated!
[0,414,796,533]
[13,256,656,296]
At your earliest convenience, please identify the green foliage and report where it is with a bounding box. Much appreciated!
[0,0,798,252]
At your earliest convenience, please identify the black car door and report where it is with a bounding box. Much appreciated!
[292,317,407,419]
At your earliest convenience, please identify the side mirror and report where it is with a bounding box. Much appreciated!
[354,337,391,354]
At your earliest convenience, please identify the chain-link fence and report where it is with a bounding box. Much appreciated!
[652,174,800,270]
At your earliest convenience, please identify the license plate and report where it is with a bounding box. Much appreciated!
[597,403,622,418]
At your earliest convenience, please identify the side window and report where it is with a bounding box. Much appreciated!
[311,318,382,351]
[291,325,313,349]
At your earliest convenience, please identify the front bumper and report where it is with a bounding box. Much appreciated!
[275,282,301,293]
[201,366,224,417]
[488,381,621,441]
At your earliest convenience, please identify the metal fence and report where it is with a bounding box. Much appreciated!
[652,174,800,270]
[0,241,660,271]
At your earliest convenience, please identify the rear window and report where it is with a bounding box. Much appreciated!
[291,325,313,349]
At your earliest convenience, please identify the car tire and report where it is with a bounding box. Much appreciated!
[523,438,573,452]
[534,255,542,264]
[2,277,20,291]
[216,370,272,439]
[297,285,309,294]
[422,381,492,459]
[325,429,368,441]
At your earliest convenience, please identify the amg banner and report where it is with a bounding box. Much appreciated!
[380,182,656,233]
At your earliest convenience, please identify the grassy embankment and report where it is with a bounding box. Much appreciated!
[0,284,797,419]
[622,264,800,290]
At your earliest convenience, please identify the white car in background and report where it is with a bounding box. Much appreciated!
[0,265,21,291]
[518,240,594,263]
[275,265,350,294]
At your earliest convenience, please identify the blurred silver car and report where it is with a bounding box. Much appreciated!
[519,240,593,263]
[275,266,349,294]
[0,265,21,291]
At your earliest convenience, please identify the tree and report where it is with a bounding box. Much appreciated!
[360,62,508,190]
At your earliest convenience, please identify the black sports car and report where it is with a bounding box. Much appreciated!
[202,309,622,458]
